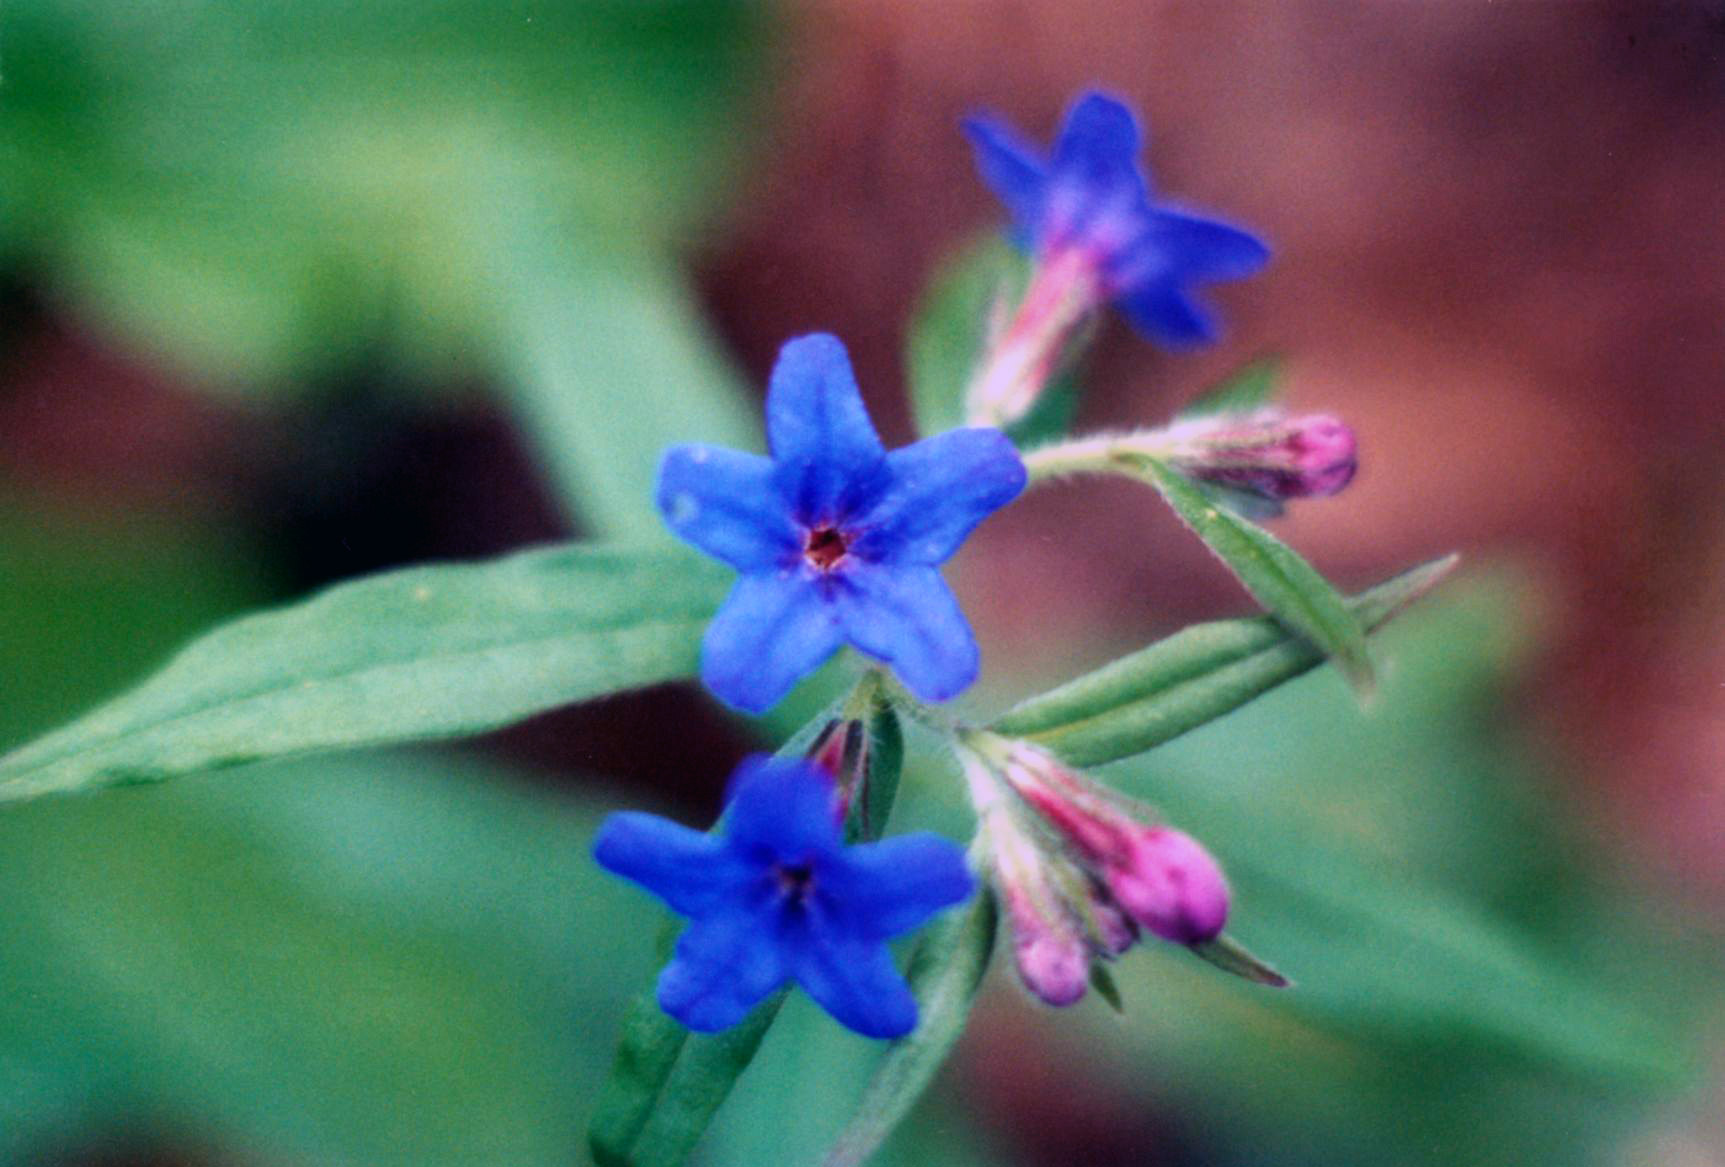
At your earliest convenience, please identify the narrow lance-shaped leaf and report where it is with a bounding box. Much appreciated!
[0,543,729,803]
[590,698,908,1167]
[1138,457,1375,694]
[491,234,763,541]
[821,889,1000,1167]
[994,556,1457,768]
[588,921,695,1167]
[622,990,794,1167]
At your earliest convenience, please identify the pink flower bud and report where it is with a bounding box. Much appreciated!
[1084,881,1140,957]
[1005,887,1092,1007]
[1001,742,1230,947]
[1164,409,1358,501]
[1105,827,1230,945]
[804,719,866,824]
[964,250,1104,428]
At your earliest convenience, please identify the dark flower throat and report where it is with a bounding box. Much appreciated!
[803,525,849,571]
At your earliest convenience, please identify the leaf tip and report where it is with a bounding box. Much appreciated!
[1191,935,1290,988]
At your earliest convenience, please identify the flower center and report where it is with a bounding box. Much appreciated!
[774,861,815,902]
[802,525,850,572]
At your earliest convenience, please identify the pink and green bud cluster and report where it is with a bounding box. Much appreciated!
[962,737,1231,1008]
[1001,741,1230,946]
[1160,408,1357,502]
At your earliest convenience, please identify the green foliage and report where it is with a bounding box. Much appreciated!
[907,234,1015,439]
[0,499,270,752]
[994,556,1454,766]
[492,245,763,538]
[0,0,763,389]
[0,544,728,803]
[1138,457,1375,693]
[0,751,657,1165]
[821,890,1000,1167]
[617,990,793,1167]
[1061,579,1707,1166]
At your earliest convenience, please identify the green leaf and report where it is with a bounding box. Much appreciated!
[993,555,1456,767]
[0,543,729,803]
[1176,359,1282,419]
[1192,934,1291,988]
[490,240,763,538]
[623,991,793,1167]
[1137,457,1375,694]
[1,1,762,387]
[1089,963,1127,1012]
[0,749,672,1165]
[906,233,1020,439]
[821,890,999,1167]
[1072,581,1699,1167]
[587,931,693,1167]
[0,496,270,752]
[591,700,909,1167]
[857,698,905,844]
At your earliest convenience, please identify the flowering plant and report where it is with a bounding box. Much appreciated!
[0,87,1473,1165]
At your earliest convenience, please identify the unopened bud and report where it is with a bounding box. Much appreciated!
[805,719,866,824]
[1006,892,1092,1007]
[1001,742,1230,947]
[1105,827,1230,945]
[964,250,1103,429]
[1163,409,1357,501]
[966,748,1095,1008]
[1083,879,1141,957]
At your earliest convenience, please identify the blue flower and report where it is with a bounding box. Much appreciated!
[593,755,975,1038]
[657,333,1026,714]
[964,89,1270,347]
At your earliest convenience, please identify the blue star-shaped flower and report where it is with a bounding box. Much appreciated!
[964,89,1271,347]
[593,756,975,1038]
[657,333,1026,714]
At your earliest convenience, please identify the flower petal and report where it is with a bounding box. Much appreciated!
[656,445,799,571]
[790,922,918,1039]
[702,571,843,714]
[962,114,1049,239]
[819,831,974,941]
[764,334,889,524]
[722,755,843,864]
[850,429,1026,566]
[1154,209,1271,281]
[834,566,979,703]
[1118,281,1220,348]
[657,910,788,1032]
[1052,91,1145,197]
[593,811,752,916]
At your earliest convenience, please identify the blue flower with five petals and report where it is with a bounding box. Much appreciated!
[964,89,1270,347]
[657,333,1026,714]
[593,755,974,1038]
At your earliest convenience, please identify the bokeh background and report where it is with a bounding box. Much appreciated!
[2,2,1724,1164]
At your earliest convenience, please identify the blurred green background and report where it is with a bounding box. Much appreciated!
[3,2,1724,1165]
